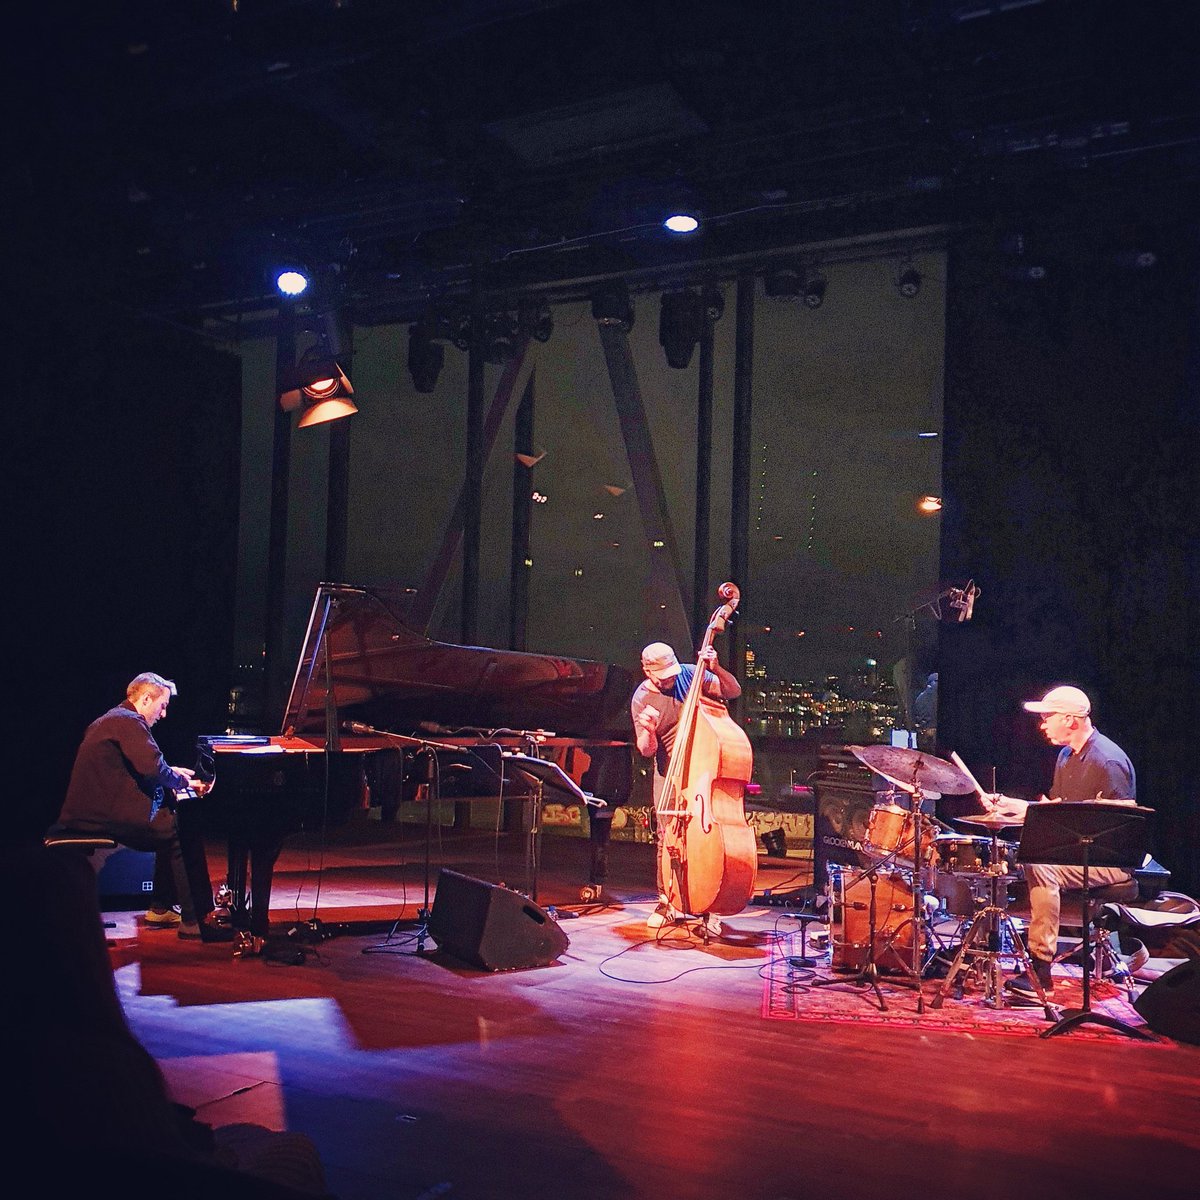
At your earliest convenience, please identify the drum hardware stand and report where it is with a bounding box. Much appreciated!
[930,837,1056,1019]
[866,773,938,1013]
[812,861,888,1010]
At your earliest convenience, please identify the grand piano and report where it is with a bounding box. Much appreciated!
[195,583,636,939]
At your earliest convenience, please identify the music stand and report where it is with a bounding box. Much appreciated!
[502,753,606,901]
[1016,802,1156,1041]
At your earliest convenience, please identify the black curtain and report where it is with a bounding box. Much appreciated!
[938,188,1199,894]
[11,298,241,841]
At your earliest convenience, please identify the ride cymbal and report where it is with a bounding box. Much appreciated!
[848,744,974,796]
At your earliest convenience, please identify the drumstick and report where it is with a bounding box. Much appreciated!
[949,751,987,797]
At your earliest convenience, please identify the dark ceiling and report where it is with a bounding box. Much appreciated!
[21,0,1200,333]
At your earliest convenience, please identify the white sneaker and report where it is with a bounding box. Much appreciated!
[699,913,724,937]
[647,902,678,930]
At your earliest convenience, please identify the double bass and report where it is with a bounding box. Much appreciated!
[655,583,758,917]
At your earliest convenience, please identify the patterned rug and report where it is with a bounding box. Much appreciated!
[762,934,1157,1042]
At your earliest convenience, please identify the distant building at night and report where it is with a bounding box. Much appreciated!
[744,649,902,744]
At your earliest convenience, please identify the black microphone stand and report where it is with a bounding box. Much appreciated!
[349,724,461,953]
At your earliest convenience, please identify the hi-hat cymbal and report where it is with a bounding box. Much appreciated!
[848,744,974,796]
[956,812,1024,830]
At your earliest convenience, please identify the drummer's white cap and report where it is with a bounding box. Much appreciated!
[641,641,681,680]
[1023,684,1091,717]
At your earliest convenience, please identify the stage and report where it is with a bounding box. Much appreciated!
[102,828,1200,1200]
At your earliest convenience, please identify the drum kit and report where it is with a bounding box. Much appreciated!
[817,744,1053,1015]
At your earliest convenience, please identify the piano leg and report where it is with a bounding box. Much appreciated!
[226,835,282,940]
[225,836,251,933]
[589,808,614,886]
[247,839,281,939]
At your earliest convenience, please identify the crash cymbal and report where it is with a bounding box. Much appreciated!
[848,744,974,796]
[956,812,1025,830]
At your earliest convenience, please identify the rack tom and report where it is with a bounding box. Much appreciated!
[864,803,936,865]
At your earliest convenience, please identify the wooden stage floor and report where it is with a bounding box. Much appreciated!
[104,828,1200,1200]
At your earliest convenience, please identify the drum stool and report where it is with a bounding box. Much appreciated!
[1055,877,1141,995]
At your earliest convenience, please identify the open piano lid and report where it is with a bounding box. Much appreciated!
[281,584,636,741]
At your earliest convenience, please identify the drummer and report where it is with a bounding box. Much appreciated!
[979,685,1138,1004]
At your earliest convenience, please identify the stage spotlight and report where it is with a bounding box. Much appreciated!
[407,323,444,393]
[802,274,827,309]
[275,267,310,298]
[897,266,921,298]
[658,290,704,369]
[591,282,634,331]
[663,211,700,234]
[279,348,357,427]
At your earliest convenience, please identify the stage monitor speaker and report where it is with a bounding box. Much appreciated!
[97,848,156,904]
[428,869,569,971]
[1133,959,1200,1045]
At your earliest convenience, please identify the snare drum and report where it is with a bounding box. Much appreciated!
[828,865,924,973]
[864,803,936,866]
[933,834,1016,877]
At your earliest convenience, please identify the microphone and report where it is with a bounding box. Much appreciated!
[948,581,979,622]
[343,720,377,736]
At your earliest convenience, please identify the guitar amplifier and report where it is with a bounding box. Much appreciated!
[810,753,878,891]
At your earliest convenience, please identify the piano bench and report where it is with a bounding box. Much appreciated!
[44,829,119,866]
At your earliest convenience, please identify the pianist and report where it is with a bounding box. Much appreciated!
[54,672,216,939]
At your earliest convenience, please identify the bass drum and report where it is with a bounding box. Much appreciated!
[828,865,923,974]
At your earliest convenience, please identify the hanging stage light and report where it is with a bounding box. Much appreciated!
[518,299,553,342]
[763,263,802,299]
[658,289,705,369]
[407,323,444,393]
[591,282,634,331]
[802,273,827,308]
[279,348,357,427]
[896,265,922,298]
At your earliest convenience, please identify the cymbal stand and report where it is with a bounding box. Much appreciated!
[867,775,937,1012]
[930,829,1056,1020]
[812,855,898,1012]
[813,869,888,1010]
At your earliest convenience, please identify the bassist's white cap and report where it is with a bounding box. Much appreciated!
[641,642,681,681]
